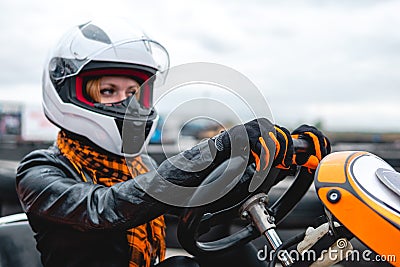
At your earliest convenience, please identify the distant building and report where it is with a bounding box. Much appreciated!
[0,101,58,144]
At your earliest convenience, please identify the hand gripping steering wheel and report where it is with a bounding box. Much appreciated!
[177,139,315,258]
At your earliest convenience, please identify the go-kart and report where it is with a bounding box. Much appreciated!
[175,139,399,266]
[0,139,399,266]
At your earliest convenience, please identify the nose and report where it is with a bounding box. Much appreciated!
[115,91,130,102]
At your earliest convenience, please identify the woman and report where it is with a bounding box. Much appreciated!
[16,18,330,267]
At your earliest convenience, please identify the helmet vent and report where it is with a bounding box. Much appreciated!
[79,24,112,44]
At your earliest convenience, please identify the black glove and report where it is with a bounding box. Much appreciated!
[291,125,331,169]
[213,118,293,172]
[270,125,293,170]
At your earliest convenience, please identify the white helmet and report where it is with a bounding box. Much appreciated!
[42,17,169,156]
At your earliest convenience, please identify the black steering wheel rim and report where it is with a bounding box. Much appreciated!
[177,156,315,257]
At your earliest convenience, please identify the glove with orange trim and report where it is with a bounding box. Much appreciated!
[291,125,331,169]
[213,118,294,172]
[270,125,293,170]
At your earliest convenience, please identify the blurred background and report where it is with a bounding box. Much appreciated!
[0,1,398,266]
[1,0,400,164]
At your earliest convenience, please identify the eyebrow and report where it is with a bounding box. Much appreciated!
[100,82,116,87]
[99,83,139,89]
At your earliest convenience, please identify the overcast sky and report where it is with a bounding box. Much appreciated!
[1,0,400,132]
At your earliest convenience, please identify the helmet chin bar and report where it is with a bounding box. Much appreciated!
[121,120,146,155]
[118,116,155,156]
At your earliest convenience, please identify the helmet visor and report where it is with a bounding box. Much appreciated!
[49,40,169,83]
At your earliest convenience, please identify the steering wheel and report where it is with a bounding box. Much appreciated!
[177,141,315,257]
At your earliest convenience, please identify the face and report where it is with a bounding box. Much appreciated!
[97,76,140,104]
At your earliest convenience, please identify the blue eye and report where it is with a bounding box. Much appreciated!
[100,89,114,95]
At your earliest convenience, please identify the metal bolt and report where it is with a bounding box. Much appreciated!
[327,189,341,204]
[241,211,249,220]
[267,215,275,224]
